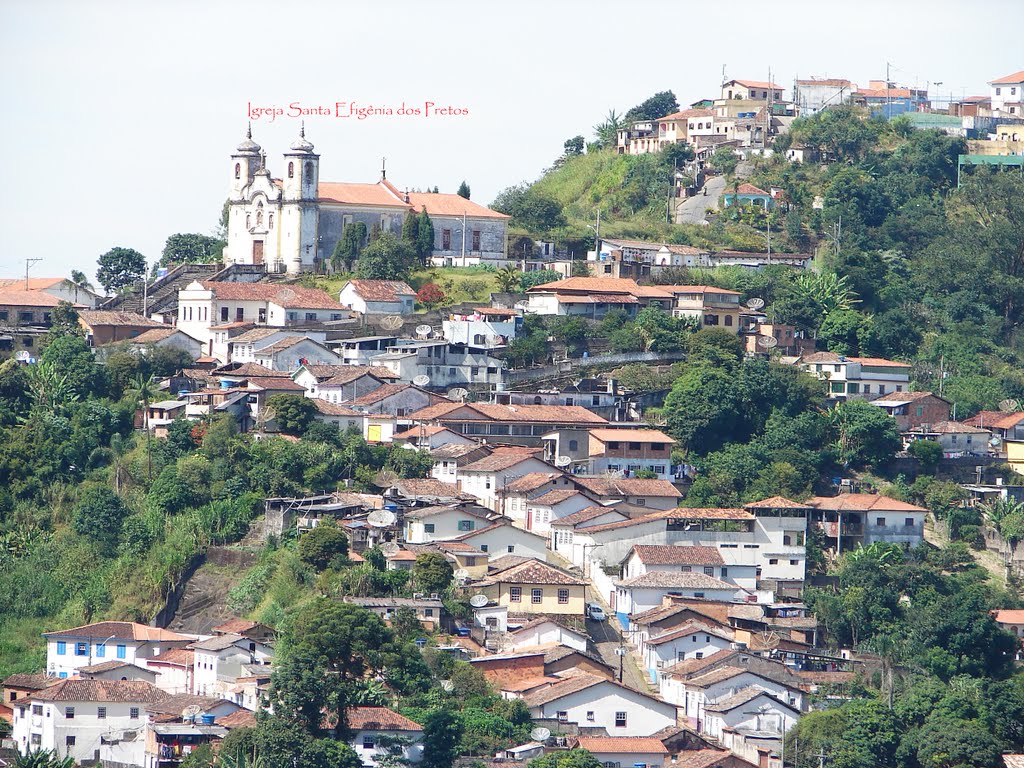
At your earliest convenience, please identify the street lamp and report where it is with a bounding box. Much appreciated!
[90,634,117,668]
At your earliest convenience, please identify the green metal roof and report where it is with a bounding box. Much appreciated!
[958,154,1024,166]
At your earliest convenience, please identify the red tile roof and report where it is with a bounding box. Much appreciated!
[571,477,682,499]
[529,489,589,507]
[589,428,675,444]
[731,183,770,196]
[576,738,668,754]
[994,609,1024,624]
[31,679,164,703]
[963,411,1024,430]
[553,506,626,527]
[312,401,363,417]
[480,558,586,587]
[616,571,736,590]
[0,289,77,308]
[317,181,409,207]
[407,192,510,220]
[659,109,714,120]
[43,622,192,642]
[673,750,742,768]
[126,327,198,345]
[809,494,926,512]
[343,280,416,302]
[743,496,812,510]
[872,390,945,404]
[79,310,162,327]
[646,622,732,646]
[461,452,548,473]
[347,383,418,406]
[217,708,259,729]
[411,402,607,425]
[658,285,743,296]
[503,472,565,492]
[729,79,782,89]
[629,545,724,566]
[347,706,423,732]
[990,71,1024,85]
[198,282,345,310]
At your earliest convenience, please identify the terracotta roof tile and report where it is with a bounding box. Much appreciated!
[576,738,668,754]
[521,673,605,707]
[32,679,165,703]
[0,290,78,308]
[347,383,420,406]
[343,280,416,303]
[529,489,590,507]
[348,706,423,731]
[79,310,162,327]
[809,494,926,512]
[646,622,732,647]
[994,609,1024,624]
[407,192,511,220]
[393,478,474,500]
[217,708,258,729]
[991,70,1024,85]
[616,572,736,590]
[318,181,409,207]
[43,622,193,642]
[553,506,626,527]
[743,496,812,510]
[629,545,724,566]
[589,429,675,444]
[479,558,586,587]
[729,79,782,89]
[571,477,682,499]
[198,282,345,310]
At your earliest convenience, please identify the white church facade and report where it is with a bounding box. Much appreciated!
[222,127,510,275]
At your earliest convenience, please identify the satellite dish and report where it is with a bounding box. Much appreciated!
[374,469,400,487]
[448,387,469,402]
[999,398,1021,412]
[746,297,765,310]
[416,324,433,338]
[990,436,1003,447]
[531,728,552,743]
[454,568,470,581]
[380,315,404,331]
[756,335,779,349]
[381,542,401,557]
[413,374,431,387]
[181,705,203,722]
[367,510,397,528]
[441,680,455,692]
[469,594,489,608]
[555,455,572,468]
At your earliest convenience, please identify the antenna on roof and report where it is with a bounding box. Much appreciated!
[381,156,387,180]
[416,324,433,338]
[469,594,489,608]
[531,727,552,743]
[448,387,469,402]
[380,542,401,557]
[454,568,470,582]
[999,398,1021,413]
[746,297,765,310]
[367,510,397,528]
[374,469,400,488]
[756,335,778,349]
[181,705,203,723]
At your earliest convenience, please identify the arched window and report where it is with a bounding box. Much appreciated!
[305,162,314,181]
[256,210,263,227]
[246,214,251,229]
[533,396,543,405]
[268,213,274,229]
[473,334,485,345]
[288,162,294,179]
[234,163,240,179]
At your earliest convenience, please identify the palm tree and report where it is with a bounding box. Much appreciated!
[494,266,520,293]
[128,374,158,479]
[794,271,860,317]
[593,108,623,149]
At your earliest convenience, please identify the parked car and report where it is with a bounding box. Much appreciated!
[587,603,607,622]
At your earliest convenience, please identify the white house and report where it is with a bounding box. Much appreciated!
[189,634,273,698]
[43,622,195,680]
[11,679,163,766]
[296,365,390,404]
[507,618,589,653]
[796,351,911,400]
[574,737,668,768]
[177,281,348,355]
[525,490,596,536]
[370,340,506,389]
[521,673,677,737]
[701,688,799,750]
[660,664,804,720]
[442,308,519,348]
[144,648,194,695]
[990,70,1024,116]
[620,545,757,591]
[586,429,677,481]
[450,519,550,561]
[334,335,401,366]
[228,328,329,366]
[346,706,424,767]
[458,452,555,512]
[252,336,341,371]
[392,424,475,451]
[119,327,204,358]
[614,572,743,628]
[338,280,416,316]
[404,504,496,544]
[642,623,735,684]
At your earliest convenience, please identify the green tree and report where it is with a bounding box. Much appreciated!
[456,180,471,199]
[624,90,678,122]
[41,334,105,400]
[592,108,623,149]
[127,374,158,479]
[710,146,739,177]
[416,208,435,263]
[14,751,76,768]
[356,231,418,280]
[818,309,869,355]
[528,749,602,768]
[334,222,368,271]
[160,233,225,267]
[97,246,146,293]
[420,709,463,768]
[830,400,901,468]
[73,485,130,556]
[266,394,318,436]
[44,301,84,342]
[297,521,350,571]
[563,136,585,157]
[69,269,94,292]
[413,551,454,594]
[495,266,520,293]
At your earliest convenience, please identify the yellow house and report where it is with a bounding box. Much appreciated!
[476,558,588,617]
[1005,439,1024,476]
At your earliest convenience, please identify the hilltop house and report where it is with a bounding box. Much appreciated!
[524,277,672,318]
[868,391,951,431]
[338,280,416,316]
[189,634,273,698]
[77,311,164,346]
[585,428,677,480]
[345,707,424,767]
[796,352,911,400]
[808,494,927,552]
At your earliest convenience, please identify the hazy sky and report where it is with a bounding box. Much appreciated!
[1,0,1020,285]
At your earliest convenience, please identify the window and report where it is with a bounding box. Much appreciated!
[721,567,728,577]
[724,315,733,327]
[531,588,543,604]
[472,230,481,251]
[557,711,568,722]
[458,520,475,532]
[769,558,779,565]
[305,162,314,181]
[424,523,435,533]
[694,592,705,598]
[681,565,691,573]
[695,652,704,659]
[130,707,140,719]
[32,704,42,716]
[31,734,41,746]
[586,711,595,721]
[790,559,799,565]
[876,517,886,527]
[98,707,106,719]
[442,229,452,250]
[75,642,89,656]
[117,645,126,659]
[95,643,105,658]
[236,307,244,321]
[905,517,915,527]
[20,311,33,322]
[480,544,489,552]
[65,707,75,719]
[629,442,641,450]
[66,736,76,747]
[507,545,515,553]
[568,439,578,451]
[558,589,569,604]
[234,162,241,179]
[303,312,317,321]
[997,87,1002,95]
[424,608,434,617]
[703,566,714,575]
[615,711,627,728]
[258,308,267,323]
[635,498,646,507]
[56,641,66,655]
[288,161,295,179]
[510,587,522,602]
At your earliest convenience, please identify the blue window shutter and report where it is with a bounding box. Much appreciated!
[96,644,105,658]
[59,672,67,679]
[57,642,66,655]
[117,645,127,659]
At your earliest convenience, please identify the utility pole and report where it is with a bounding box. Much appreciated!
[886,61,892,119]
[461,211,467,267]
[24,258,43,290]
[817,747,827,768]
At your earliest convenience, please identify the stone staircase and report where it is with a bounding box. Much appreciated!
[101,263,270,318]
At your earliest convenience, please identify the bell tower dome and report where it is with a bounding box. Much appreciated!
[230,124,261,200]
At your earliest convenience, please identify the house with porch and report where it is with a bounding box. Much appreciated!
[868,391,951,431]
[586,428,677,480]
[345,706,424,767]
[722,183,774,209]
[796,352,911,400]
[808,494,927,553]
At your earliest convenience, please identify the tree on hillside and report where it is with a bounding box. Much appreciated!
[333,221,368,272]
[625,90,679,122]
[456,180,471,199]
[563,136,585,157]
[160,233,225,267]
[73,485,130,556]
[495,266,520,293]
[44,301,84,342]
[297,521,349,571]
[415,283,446,309]
[592,108,623,149]
[420,710,463,768]
[491,185,566,234]
[267,394,318,436]
[401,210,420,250]
[355,231,418,280]
[710,146,739,177]
[413,551,454,594]
[829,400,901,468]
[415,208,435,264]
[528,749,603,768]
[97,247,146,293]
[41,334,105,400]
